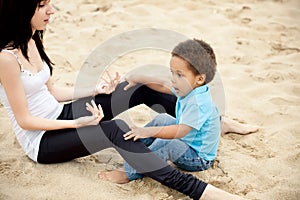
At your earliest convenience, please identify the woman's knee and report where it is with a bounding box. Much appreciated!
[100,119,130,141]
[113,119,130,133]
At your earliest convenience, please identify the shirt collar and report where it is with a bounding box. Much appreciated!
[177,84,208,101]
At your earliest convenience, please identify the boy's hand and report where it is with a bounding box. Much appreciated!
[123,126,155,141]
[124,75,138,91]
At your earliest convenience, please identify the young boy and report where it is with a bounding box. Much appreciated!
[99,39,220,183]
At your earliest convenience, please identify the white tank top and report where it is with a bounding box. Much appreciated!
[0,50,63,162]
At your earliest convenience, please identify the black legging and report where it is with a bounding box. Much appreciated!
[38,82,207,200]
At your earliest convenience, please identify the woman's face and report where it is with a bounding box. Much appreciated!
[31,0,55,32]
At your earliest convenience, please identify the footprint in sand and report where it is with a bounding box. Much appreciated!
[250,62,298,84]
[269,96,298,106]
[250,71,284,83]
[224,6,251,19]
[0,159,22,178]
[270,43,300,55]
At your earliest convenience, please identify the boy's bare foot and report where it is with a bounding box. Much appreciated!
[200,184,245,200]
[98,168,130,184]
[221,117,259,135]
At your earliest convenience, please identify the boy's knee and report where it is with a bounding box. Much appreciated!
[151,113,174,126]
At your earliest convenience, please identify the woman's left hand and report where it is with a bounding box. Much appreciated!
[95,71,120,94]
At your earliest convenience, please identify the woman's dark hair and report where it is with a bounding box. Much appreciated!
[0,0,54,74]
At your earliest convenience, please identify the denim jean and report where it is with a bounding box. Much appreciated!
[124,113,214,181]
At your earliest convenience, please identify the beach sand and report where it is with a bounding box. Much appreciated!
[0,0,300,199]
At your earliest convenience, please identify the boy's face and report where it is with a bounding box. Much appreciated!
[169,56,204,97]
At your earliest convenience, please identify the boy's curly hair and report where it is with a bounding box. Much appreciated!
[172,39,217,84]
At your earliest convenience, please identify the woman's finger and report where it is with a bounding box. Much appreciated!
[113,72,120,86]
[105,70,113,82]
[98,104,104,117]
[91,100,100,114]
[86,102,94,112]
[91,100,97,108]
[101,77,109,85]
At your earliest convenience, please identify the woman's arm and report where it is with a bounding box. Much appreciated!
[46,79,94,102]
[48,71,120,102]
[0,55,102,131]
[123,124,192,141]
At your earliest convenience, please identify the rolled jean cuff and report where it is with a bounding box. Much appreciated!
[125,170,143,181]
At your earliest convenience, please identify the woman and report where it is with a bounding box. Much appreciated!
[0,0,246,199]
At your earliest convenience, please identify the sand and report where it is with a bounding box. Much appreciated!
[0,0,300,199]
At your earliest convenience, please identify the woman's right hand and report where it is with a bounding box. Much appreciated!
[73,100,104,128]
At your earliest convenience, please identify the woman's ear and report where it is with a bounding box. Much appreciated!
[196,74,206,86]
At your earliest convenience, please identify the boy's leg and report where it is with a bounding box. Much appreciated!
[221,116,259,135]
[121,113,177,181]
[145,113,176,127]
[147,137,213,172]
[139,113,176,146]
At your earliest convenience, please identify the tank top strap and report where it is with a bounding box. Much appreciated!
[1,49,24,72]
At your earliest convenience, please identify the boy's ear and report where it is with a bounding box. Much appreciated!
[196,74,206,85]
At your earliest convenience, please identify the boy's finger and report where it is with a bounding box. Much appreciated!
[124,135,132,140]
[123,131,131,137]
[124,82,135,91]
[123,131,134,140]
[123,84,129,91]
[133,136,139,141]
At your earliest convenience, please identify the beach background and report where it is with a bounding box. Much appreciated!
[0,0,299,199]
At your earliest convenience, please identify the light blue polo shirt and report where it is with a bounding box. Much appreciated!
[173,85,220,161]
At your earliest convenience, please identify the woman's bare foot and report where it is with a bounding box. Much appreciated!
[221,117,259,135]
[98,168,130,184]
[200,184,245,200]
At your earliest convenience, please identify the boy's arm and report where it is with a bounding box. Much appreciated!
[124,65,173,94]
[123,124,192,141]
[125,74,172,93]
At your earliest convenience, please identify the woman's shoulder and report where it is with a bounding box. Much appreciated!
[0,49,17,62]
[0,50,22,83]
[0,50,21,68]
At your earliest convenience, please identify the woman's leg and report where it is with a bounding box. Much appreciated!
[95,81,177,120]
[38,119,207,200]
[58,81,176,122]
